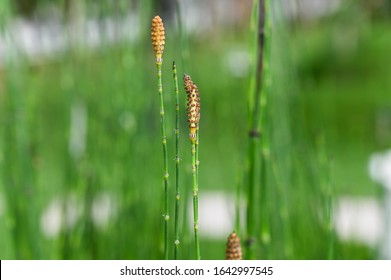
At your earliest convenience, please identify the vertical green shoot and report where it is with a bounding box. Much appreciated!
[259,0,272,258]
[195,127,200,259]
[151,16,169,259]
[158,61,169,260]
[246,0,266,259]
[184,74,201,260]
[173,61,180,259]
[191,138,200,259]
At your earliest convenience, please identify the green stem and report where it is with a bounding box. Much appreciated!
[191,137,200,260]
[259,0,272,258]
[156,62,169,260]
[196,128,200,256]
[246,0,265,259]
[173,61,180,259]
[196,127,199,203]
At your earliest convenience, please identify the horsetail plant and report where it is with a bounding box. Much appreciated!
[172,61,181,259]
[184,74,201,260]
[258,0,272,258]
[246,0,266,259]
[151,15,169,260]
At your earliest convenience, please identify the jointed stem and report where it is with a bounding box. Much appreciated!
[191,136,200,260]
[184,74,201,260]
[173,61,180,259]
[246,0,266,259]
[156,62,169,260]
[195,127,199,201]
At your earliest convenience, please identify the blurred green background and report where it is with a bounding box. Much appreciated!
[0,0,390,259]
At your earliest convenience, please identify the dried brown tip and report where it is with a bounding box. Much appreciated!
[225,232,243,260]
[184,74,200,143]
[151,15,165,63]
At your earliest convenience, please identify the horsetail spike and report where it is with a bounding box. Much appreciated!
[151,15,165,64]
[225,232,243,260]
[184,74,200,143]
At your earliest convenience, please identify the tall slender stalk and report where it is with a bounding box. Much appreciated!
[191,138,200,259]
[259,0,272,258]
[195,127,199,205]
[195,127,200,259]
[151,15,169,259]
[172,61,181,259]
[184,74,201,260]
[246,0,266,259]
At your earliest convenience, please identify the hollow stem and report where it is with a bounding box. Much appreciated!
[191,135,200,260]
[195,127,199,204]
[246,0,266,259]
[173,61,180,259]
[156,61,169,260]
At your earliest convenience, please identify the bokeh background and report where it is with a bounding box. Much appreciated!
[0,0,391,259]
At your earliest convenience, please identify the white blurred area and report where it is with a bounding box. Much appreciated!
[0,0,346,64]
[368,150,391,259]
[369,150,391,190]
[40,195,82,238]
[0,12,140,64]
[281,0,341,20]
[334,197,384,246]
[40,192,117,238]
[195,189,390,259]
[188,191,244,239]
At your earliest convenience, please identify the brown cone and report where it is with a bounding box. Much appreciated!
[151,15,165,63]
[225,232,243,260]
[183,74,200,142]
